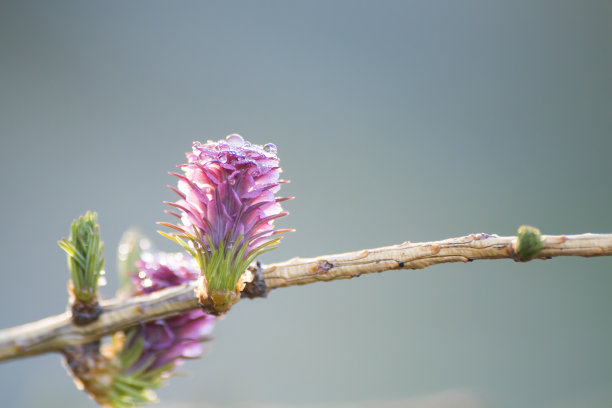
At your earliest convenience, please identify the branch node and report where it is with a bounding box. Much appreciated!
[70,300,103,326]
[242,261,269,299]
[316,260,334,275]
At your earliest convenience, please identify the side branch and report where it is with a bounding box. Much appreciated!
[1,232,611,363]
[262,232,612,288]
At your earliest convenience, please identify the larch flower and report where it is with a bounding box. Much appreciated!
[109,252,216,407]
[128,252,215,371]
[160,134,292,314]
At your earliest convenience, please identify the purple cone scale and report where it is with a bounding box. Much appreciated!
[161,134,291,306]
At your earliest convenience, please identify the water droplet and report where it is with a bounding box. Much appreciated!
[98,276,107,287]
[142,278,153,288]
[218,153,228,163]
[226,134,244,146]
[263,143,277,154]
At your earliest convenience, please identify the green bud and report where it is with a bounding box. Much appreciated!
[58,211,105,303]
[515,225,543,261]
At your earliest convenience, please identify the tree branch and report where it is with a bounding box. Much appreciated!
[1,232,611,363]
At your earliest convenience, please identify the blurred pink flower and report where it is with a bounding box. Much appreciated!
[125,252,215,375]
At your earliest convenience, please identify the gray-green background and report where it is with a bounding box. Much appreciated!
[1,1,611,407]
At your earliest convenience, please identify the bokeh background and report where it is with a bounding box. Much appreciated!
[1,1,611,407]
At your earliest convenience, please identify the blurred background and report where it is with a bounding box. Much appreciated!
[1,1,611,407]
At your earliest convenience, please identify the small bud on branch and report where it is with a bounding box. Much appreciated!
[58,211,105,325]
[514,225,544,261]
